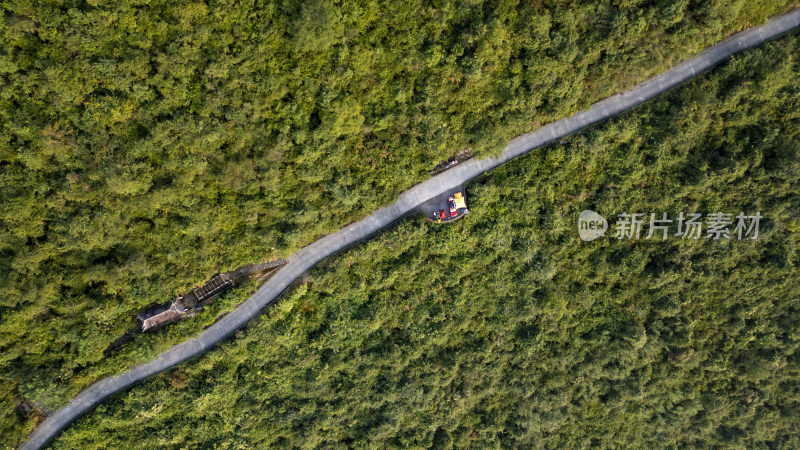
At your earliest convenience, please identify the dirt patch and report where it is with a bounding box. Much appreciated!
[429,148,473,175]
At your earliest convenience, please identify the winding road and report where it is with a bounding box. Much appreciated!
[21,9,800,449]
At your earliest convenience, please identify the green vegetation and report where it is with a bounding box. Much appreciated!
[4,1,796,438]
[44,30,800,448]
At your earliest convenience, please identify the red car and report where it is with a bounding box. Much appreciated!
[447,197,457,217]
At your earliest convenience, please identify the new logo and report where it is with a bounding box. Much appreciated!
[578,210,608,241]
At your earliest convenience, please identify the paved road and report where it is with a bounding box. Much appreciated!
[21,9,800,449]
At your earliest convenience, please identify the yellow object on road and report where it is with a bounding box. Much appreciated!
[453,192,467,209]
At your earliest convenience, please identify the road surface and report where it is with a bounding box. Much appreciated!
[21,9,800,449]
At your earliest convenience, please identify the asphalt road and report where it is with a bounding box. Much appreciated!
[21,9,800,449]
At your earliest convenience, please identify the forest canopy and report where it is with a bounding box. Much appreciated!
[1,0,798,445]
[50,29,800,448]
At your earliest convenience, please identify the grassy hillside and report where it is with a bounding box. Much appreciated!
[4,1,797,437]
[46,30,800,448]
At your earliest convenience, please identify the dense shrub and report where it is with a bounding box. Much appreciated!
[47,30,800,448]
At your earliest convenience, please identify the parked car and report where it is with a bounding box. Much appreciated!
[447,197,457,217]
